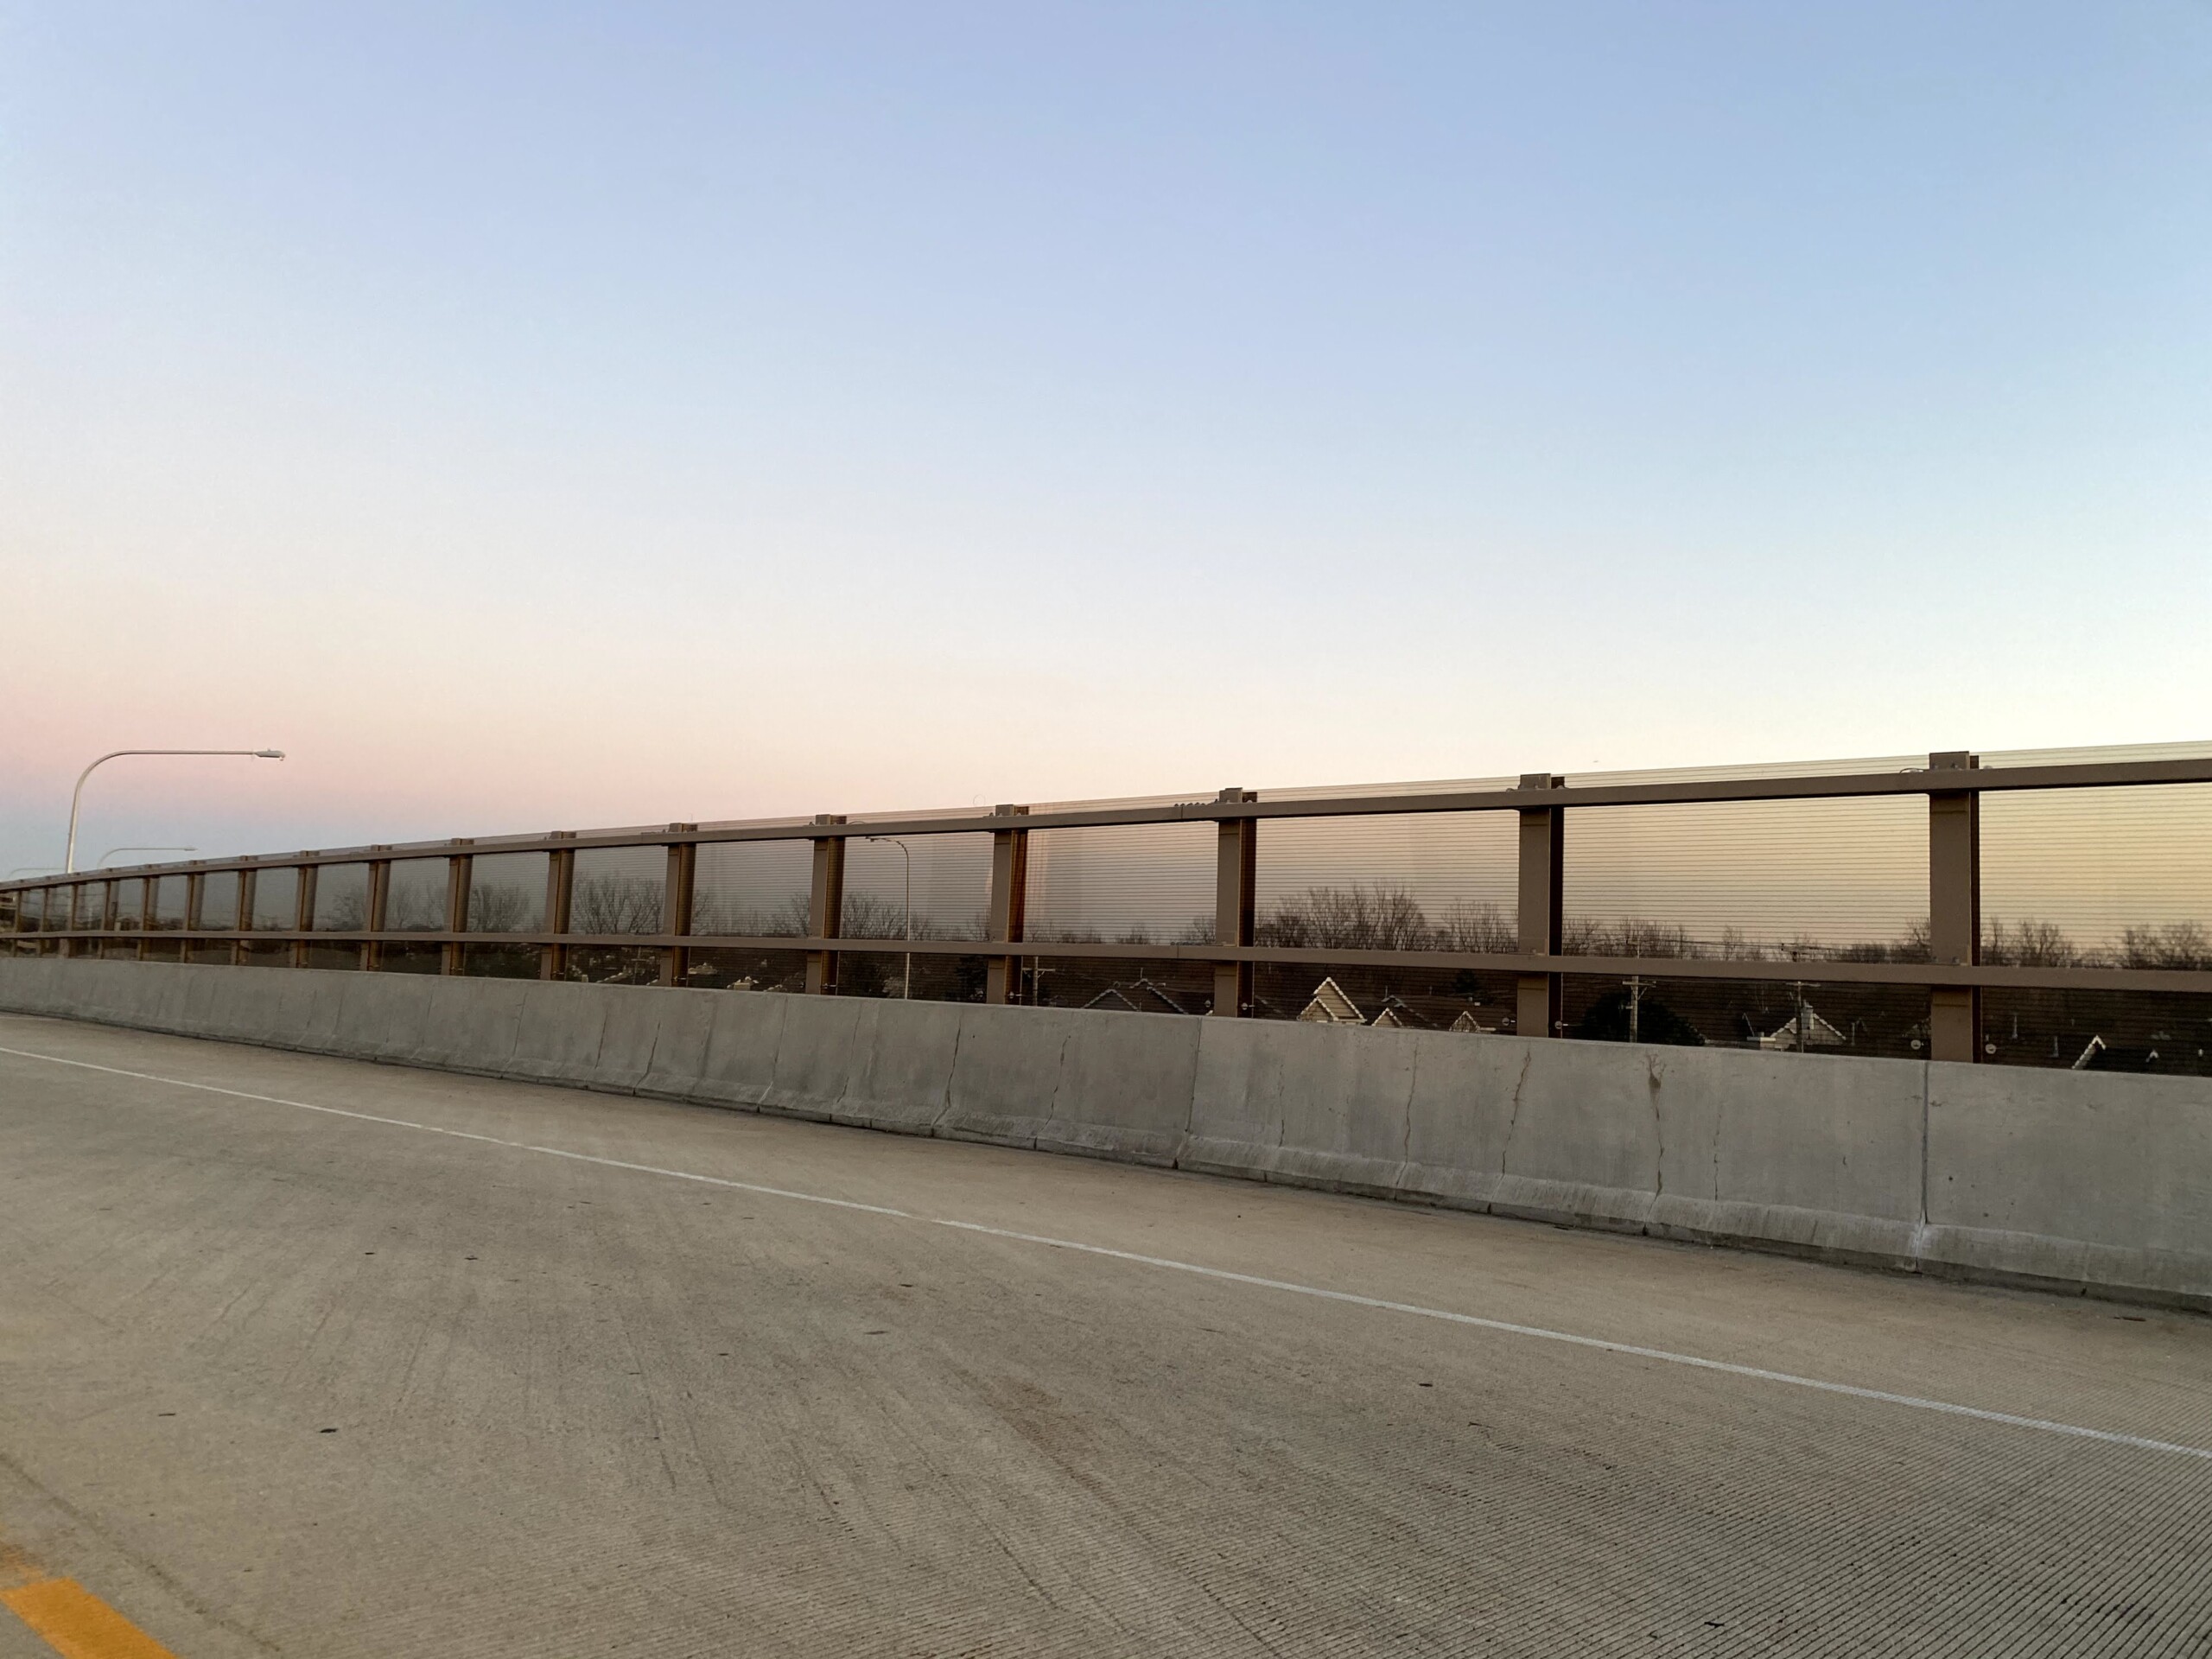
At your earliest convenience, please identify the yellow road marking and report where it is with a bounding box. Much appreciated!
[1,1576,181,1659]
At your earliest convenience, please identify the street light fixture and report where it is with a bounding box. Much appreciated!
[98,847,197,868]
[65,750,284,873]
[863,836,913,999]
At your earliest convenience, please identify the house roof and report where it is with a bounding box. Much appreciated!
[1082,976,1200,1016]
[1297,976,1363,1024]
[1762,1005,1846,1048]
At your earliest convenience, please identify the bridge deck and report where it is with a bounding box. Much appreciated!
[2,1013,2208,1657]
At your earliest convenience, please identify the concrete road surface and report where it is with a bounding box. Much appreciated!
[1,1012,2208,1658]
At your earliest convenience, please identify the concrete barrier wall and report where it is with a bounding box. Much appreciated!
[3,957,2207,1309]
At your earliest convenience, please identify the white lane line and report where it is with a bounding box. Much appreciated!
[7,1039,2210,1465]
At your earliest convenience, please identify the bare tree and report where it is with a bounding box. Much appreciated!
[1562,918,1695,958]
[467,883,536,933]
[2117,920,2210,970]
[1895,917,1933,963]
[1434,900,1515,955]
[572,875,663,935]
[317,890,368,930]
[1983,916,2080,968]
[839,891,910,940]
[1261,883,1431,950]
[1716,926,1765,962]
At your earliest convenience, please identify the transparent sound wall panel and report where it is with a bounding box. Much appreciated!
[1022,954,1213,1014]
[1024,823,1214,947]
[1558,972,1924,1060]
[823,943,904,1000]
[110,879,144,930]
[73,882,107,928]
[1981,784,2212,970]
[103,881,143,957]
[151,877,188,931]
[692,842,812,938]
[467,852,547,933]
[314,865,371,930]
[250,868,299,931]
[566,945,663,985]
[571,848,664,936]
[463,943,540,979]
[1980,987,2210,1075]
[384,859,450,931]
[196,872,241,931]
[1561,797,1926,963]
[1256,812,1516,953]
[841,834,990,944]
[1251,962,1516,1032]
[683,948,808,994]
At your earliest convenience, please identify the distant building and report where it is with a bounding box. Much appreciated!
[1759,1006,1845,1051]
[1082,977,1200,1016]
[1297,977,1364,1025]
[1372,994,1495,1032]
[2072,1034,2178,1073]
[1295,982,1492,1031]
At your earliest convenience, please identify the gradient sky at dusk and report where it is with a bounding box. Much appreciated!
[3,1,2207,874]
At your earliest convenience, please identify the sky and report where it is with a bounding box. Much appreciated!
[3,1,2208,874]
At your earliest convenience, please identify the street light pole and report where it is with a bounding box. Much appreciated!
[65,750,284,873]
[864,836,913,999]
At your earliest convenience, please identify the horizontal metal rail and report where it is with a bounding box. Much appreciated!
[8,753,2212,886]
[21,927,2212,996]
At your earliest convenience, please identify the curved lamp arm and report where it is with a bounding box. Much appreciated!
[67,750,283,872]
[98,847,198,868]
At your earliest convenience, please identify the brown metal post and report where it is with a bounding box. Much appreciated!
[137,870,155,960]
[364,855,391,972]
[227,872,248,965]
[805,816,847,995]
[294,861,316,969]
[1516,773,1566,1039]
[443,846,473,975]
[1927,751,1982,1064]
[183,873,203,963]
[661,827,698,987]
[984,805,1029,1004]
[1211,788,1257,1016]
[543,836,575,981]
